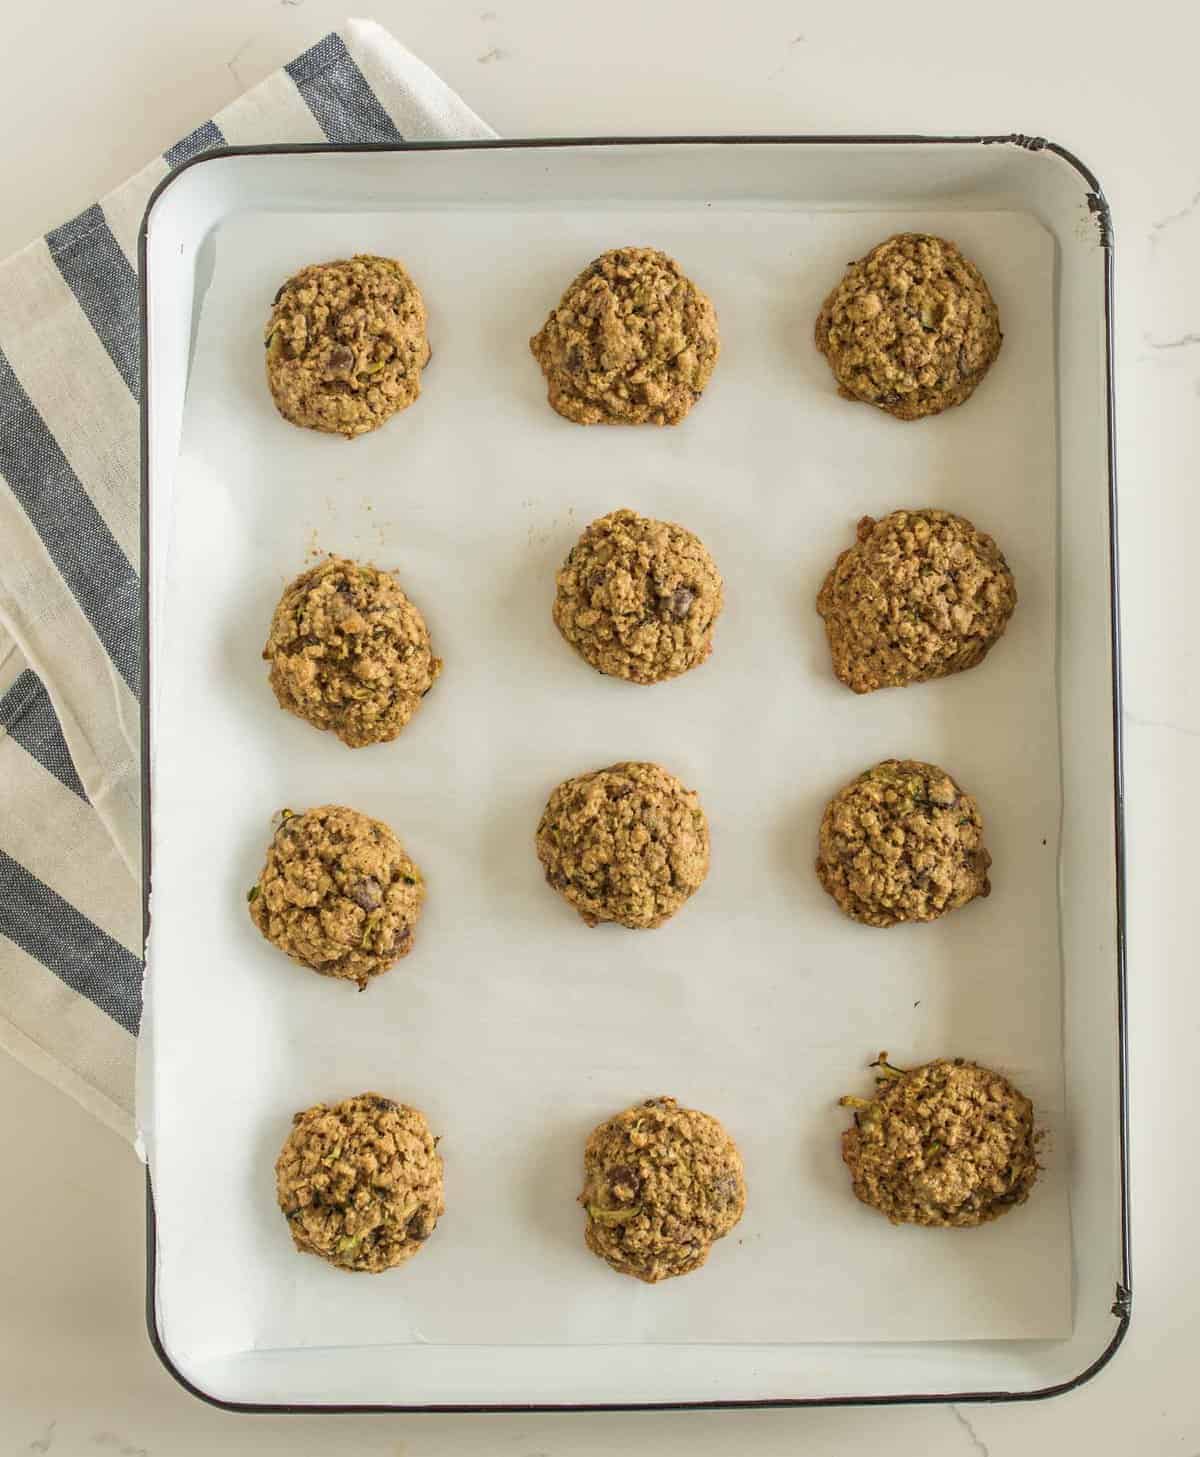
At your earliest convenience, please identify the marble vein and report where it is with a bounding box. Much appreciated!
[1150,187,1200,241]
[1125,709,1200,740]
[1145,331,1200,351]
[950,1405,990,1457]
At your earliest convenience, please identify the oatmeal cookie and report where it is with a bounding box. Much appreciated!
[249,804,425,988]
[264,254,430,438]
[839,1054,1039,1227]
[817,509,1017,693]
[536,762,710,929]
[529,246,720,425]
[816,760,990,927]
[263,556,441,748]
[814,233,1002,420]
[553,508,724,684]
[580,1096,745,1282]
[275,1093,444,1271]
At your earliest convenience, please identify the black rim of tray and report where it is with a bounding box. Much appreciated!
[137,132,1129,1415]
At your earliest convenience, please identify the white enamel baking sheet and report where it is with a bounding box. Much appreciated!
[141,141,1125,1408]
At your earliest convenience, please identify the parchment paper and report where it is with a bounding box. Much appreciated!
[148,204,1069,1362]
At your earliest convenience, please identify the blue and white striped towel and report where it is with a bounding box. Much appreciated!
[0,19,493,1140]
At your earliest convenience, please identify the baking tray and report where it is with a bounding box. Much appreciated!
[138,136,1128,1411]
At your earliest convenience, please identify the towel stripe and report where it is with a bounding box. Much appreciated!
[0,347,142,699]
[45,205,140,398]
[286,33,403,143]
[0,851,141,1034]
[0,24,495,1136]
[0,669,89,802]
[164,120,226,170]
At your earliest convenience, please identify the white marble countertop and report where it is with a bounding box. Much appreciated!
[1,0,1195,1452]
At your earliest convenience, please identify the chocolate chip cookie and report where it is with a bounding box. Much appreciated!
[275,1092,444,1271]
[839,1053,1039,1227]
[529,246,720,425]
[815,233,1002,420]
[580,1096,746,1282]
[817,509,1017,693]
[263,555,441,748]
[248,805,425,989]
[816,759,991,927]
[536,761,710,929]
[553,508,724,684]
[264,254,430,438]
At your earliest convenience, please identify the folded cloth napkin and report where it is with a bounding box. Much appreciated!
[0,19,494,1141]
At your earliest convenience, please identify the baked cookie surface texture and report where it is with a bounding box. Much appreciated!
[536,762,710,929]
[275,1093,444,1271]
[249,804,425,988]
[530,247,719,425]
[839,1055,1039,1227]
[265,254,430,437]
[580,1096,746,1282]
[263,556,441,748]
[816,759,991,927]
[553,508,724,684]
[815,233,1001,420]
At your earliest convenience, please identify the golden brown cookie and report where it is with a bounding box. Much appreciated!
[275,1093,444,1271]
[248,805,425,989]
[264,254,430,438]
[529,247,719,425]
[553,508,724,684]
[816,760,990,927]
[263,556,441,748]
[817,509,1017,693]
[839,1053,1039,1227]
[536,762,710,929]
[814,233,1002,420]
[580,1096,746,1282]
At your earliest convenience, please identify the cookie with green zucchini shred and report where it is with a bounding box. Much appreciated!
[553,508,725,684]
[580,1096,746,1282]
[839,1053,1039,1227]
[248,805,424,989]
[275,1093,444,1272]
[264,254,430,438]
[536,761,710,929]
[817,508,1017,694]
[530,246,720,426]
[816,759,990,927]
[263,555,441,748]
[814,232,1002,420]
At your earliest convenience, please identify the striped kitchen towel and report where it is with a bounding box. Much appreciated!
[0,19,494,1141]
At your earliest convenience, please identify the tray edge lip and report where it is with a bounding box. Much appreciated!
[136,130,1129,1414]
